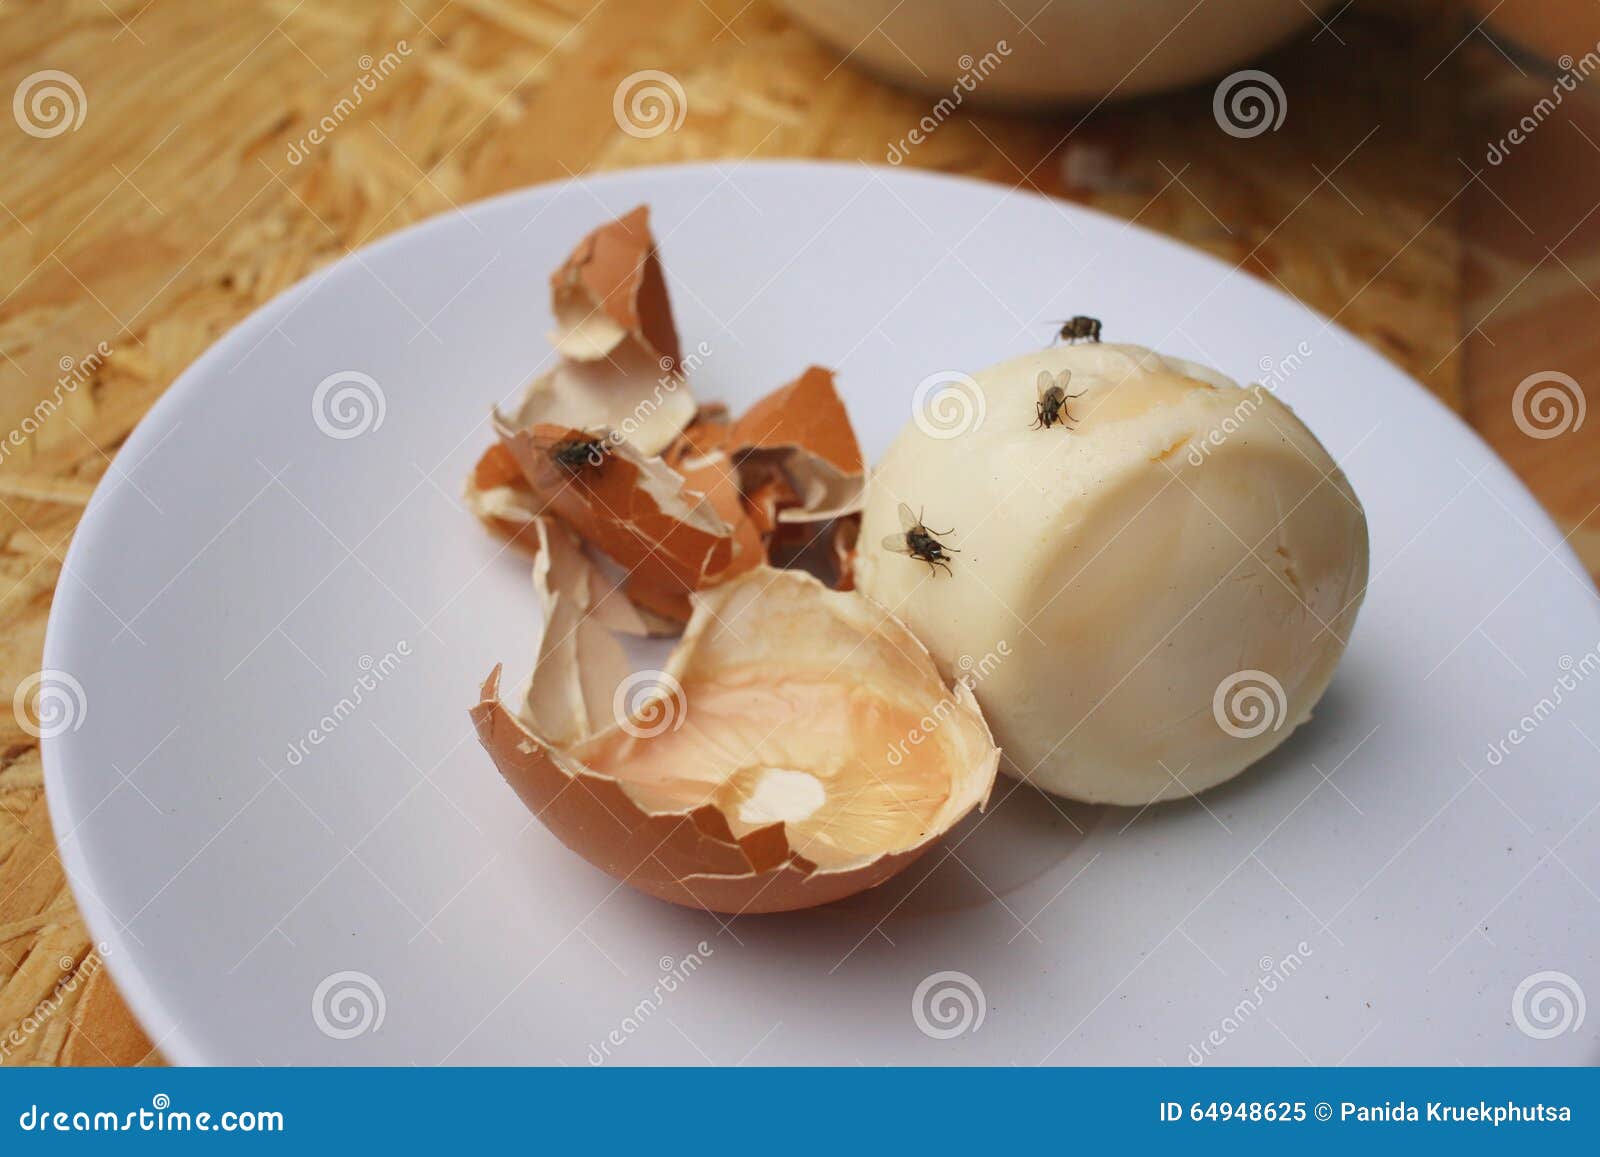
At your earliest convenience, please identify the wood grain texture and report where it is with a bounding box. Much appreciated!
[0,0,1590,1065]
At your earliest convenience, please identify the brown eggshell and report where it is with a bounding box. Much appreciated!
[732,365,863,474]
[472,672,929,912]
[623,573,696,629]
[662,408,734,468]
[730,366,866,522]
[463,442,545,552]
[670,446,765,585]
[740,458,800,538]
[830,514,861,591]
[550,204,682,372]
[503,206,695,458]
[522,517,648,744]
[470,567,1000,914]
[497,420,737,607]
[504,349,695,460]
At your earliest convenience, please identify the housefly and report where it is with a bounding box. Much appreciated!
[1032,369,1085,430]
[883,503,958,576]
[536,430,609,474]
[1053,315,1102,344]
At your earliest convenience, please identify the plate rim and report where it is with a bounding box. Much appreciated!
[39,158,1595,1065]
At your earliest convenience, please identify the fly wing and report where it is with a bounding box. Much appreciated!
[881,533,910,554]
[531,423,608,446]
[897,502,918,533]
[1037,369,1073,400]
[529,430,608,486]
[523,430,572,486]
[528,428,566,452]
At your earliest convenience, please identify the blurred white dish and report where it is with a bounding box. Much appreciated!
[778,0,1332,105]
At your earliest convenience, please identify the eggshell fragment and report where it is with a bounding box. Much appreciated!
[463,442,545,552]
[497,419,741,610]
[731,366,866,523]
[742,464,799,538]
[830,516,860,591]
[522,516,651,745]
[472,212,871,628]
[510,206,695,457]
[663,414,734,467]
[550,205,681,371]
[669,447,766,581]
[505,350,695,462]
[470,567,1000,914]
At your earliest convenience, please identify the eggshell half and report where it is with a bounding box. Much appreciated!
[471,566,999,913]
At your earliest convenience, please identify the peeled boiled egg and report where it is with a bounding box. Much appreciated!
[855,343,1369,805]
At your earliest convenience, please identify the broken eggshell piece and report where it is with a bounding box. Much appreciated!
[463,442,545,552]
[471,566,1000,914]
[496,419,751,607]
[511,205,695,458]
[473,209,868,628]
[521,516,656,745]
[492,370,865,625]
[550,204,681,370]
[732,365,866,524]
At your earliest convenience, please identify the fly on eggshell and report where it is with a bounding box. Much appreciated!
[465,206,996,912]
[468,206,867,627]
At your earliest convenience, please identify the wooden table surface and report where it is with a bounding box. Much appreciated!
[1,0,1595,1065]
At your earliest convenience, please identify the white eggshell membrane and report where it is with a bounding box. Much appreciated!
[855,343,1369,805]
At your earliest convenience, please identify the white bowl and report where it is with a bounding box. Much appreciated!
[44,163,1600,1064]
[779,0,1332,106]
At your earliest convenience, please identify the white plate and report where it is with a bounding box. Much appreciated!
[44,163,1600,1066]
